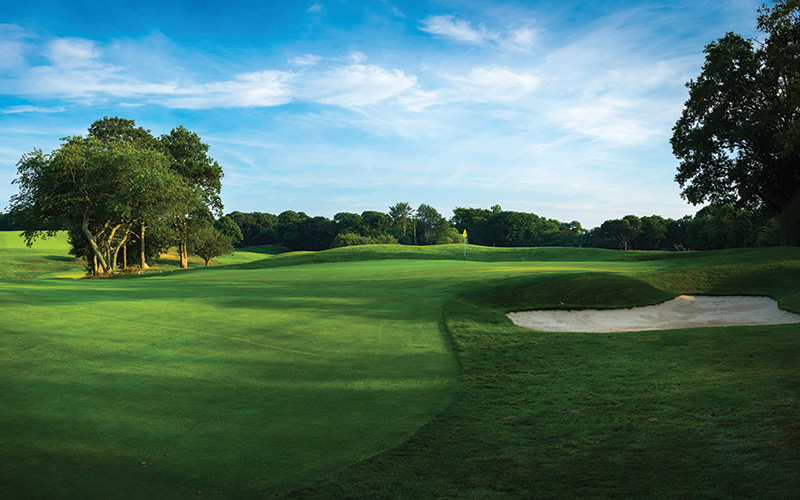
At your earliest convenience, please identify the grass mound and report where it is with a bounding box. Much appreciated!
[229,244,644,270]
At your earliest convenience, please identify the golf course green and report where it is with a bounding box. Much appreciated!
[1,232,798,499]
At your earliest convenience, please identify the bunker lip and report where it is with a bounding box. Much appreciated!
[507,295,800,333]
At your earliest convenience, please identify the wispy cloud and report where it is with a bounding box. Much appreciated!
[289,54,322,66]
[420,15,487,44]
[445,66,539,103]
[159,71,294,109]
[307,3,323,14]
[44,37,100,67]
[304,63,417,107]
[0,24,32,70]
[418,15,537,51]
[1,105,66,114]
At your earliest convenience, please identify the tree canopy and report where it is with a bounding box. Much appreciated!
[8,118,225,274]
[671,0,800,245]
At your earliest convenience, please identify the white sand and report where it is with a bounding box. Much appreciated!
[507,295,800,333]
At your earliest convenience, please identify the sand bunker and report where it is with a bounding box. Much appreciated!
[507,295,800,333]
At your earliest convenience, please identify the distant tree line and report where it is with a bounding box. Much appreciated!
[1,201,785,255]
[222,201,785,252]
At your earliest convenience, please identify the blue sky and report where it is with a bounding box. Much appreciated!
[0,0,761,228]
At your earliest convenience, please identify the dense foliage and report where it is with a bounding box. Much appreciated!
[6,117,227,274]
[671,0,800,245]
[222,201,783,253]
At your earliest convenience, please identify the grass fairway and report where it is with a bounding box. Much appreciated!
[1,234,799,499]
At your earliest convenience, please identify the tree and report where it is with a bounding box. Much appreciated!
[160,126,224,267]
[188,224,234,267]
[214,216,243,245]
[333,212,365,236]
[89,116,161,148]
[599,216,641,250]
[671,0,800,245]
[483,211,541,247]
[361,211,391,236]
[451,207,493,244]
[388,202,414,243]
[8,137,186,274]
[685,203,757,250]
[89,116,165,268]
[415,204,448,245]
[637,215,670,250]
[227,211,278,246]
[436,227,462,244]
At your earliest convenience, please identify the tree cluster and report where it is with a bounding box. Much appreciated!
[7,117,230,274]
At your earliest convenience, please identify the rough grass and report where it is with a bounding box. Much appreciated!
[2,233,799,499]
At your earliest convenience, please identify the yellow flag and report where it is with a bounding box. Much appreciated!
[462,229,468,238]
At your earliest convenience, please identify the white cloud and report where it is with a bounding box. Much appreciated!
[161,70,294,109]
[290,54,322,66]
[307,63,417,107]
[447,66,539,102]
[554,99,663,145]
[507,27,537,50]
[25,63,178,99]
[419,15,537,51]
[44,38,99,68]
[0,24,31,70]
[1,105,66,114]
[419,15,488,45]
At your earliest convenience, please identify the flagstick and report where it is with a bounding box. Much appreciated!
[462,229,467,263]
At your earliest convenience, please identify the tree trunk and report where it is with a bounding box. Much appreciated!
[122,244,127,270]
[140,223,149,269]
[82,210,111,273]
[180,242,188,268]
[107,224,131,274]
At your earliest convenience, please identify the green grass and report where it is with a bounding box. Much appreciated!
[1,232,799,499]
[288,248,800,499]
[0,231,85,278]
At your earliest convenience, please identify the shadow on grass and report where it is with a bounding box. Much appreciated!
[285,258,800,500]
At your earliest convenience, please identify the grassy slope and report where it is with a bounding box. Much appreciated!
[0,232,85,279]
[2,233,799,499]
[288,246,800,499]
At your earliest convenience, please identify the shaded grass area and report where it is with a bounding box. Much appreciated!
[287,248,800,499]
[0,260,465,499]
